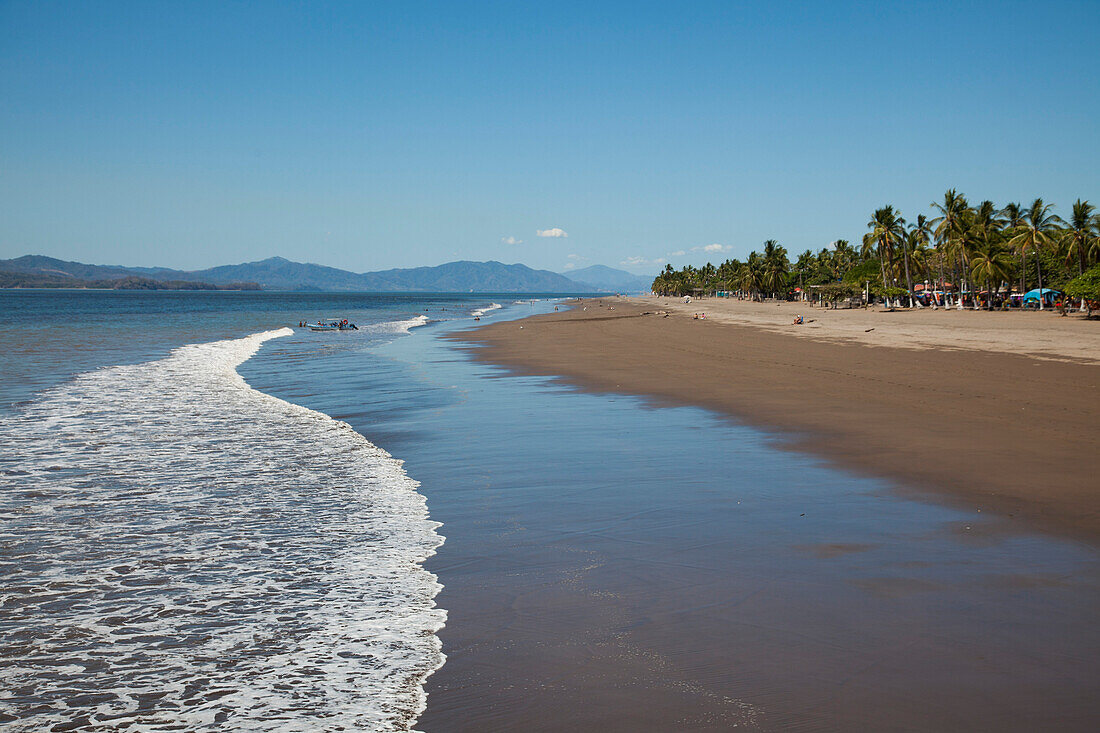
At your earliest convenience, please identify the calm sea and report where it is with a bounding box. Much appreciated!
[2,290,1098,731]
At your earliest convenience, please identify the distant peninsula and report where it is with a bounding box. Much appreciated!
[0,255,652,293]
[0,270,261,291]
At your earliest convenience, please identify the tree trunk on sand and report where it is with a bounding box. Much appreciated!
[903,246,914,308]
[941,259,950,305]
[879,256,888,308]
[951,261,959,308]
[1037,257,1045,311]
[957,255,966,309]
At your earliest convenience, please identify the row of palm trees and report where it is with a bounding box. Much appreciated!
[652,191,1100,310]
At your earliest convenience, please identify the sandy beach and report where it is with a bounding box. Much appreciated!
[635,294,1100,364]
[452,298,1100,543]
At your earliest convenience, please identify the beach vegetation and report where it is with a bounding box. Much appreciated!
[863,206,907,303]
[651,193,1097,313]
[1060,199,1098,278]
[1005,199,1065,310]
[1063,264,1100,316]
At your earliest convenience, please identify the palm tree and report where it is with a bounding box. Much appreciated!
[653,264,680,295]
[970,242,1014,310]
[864,206,906,305]
[1061,199,1097,277]
[1060,200,1098,311]
[967,202,1004,309]
[1006,198,1064,310]
[832,240,855,276]
[794,250,814,300]
[716,258,741,294]
[699,262,717,292]
[902,215,932,308]
[999,202,1027,294]
[737,253,764,300]
[899,231,919,307]
[761,240,789,299]
[931,190,969,307]
[909,235,935,287]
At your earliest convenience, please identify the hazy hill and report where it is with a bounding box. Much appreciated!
[564,265,652,293]
[1,255,605,292]
[180,257,591,291]
[0,255,152,281]
[362,261,585,292]
[183,257,373,291]
[0,270,259,290]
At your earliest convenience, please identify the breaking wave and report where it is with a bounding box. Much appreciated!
[470,303,501,318]
[365,315,430,334]
[0,328,445,731]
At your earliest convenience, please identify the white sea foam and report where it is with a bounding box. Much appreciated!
[0,328,445,731]
[365,314,429,334]
[470,303,501,318]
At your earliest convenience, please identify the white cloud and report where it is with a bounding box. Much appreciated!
[536,227,568,238]
[563,262,577,270]
[668,250,686,257]
[692,243,729,253]
[621,256,655,267]
[567,253,582,260]
[501,236,523,245]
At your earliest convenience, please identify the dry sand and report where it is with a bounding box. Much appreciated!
[452,298,1100,543]
[635,294,1100,364]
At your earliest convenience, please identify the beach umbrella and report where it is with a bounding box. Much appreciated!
[1023,288,1061,303]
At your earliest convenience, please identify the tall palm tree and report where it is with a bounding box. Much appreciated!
[899,231,919,307]
[832,240,855,276]
[794,250,814,300]
[1061,199,1097,277]
[967,202,1004,308]
[931,190,969,306]
[909,236,935,285]
[761,240,789,299]
[864,206,906,304]
[903,215,932,307]
[700,262,717,290]
[999,202,1027,294]
[1006,198,1064,309]
[970,242,1014,310]
[716,258,741,294]
[738,253,765,300]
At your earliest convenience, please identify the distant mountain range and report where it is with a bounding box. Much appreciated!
[561,265,653,293]
[0,255,654,293]
[0,270,261,291]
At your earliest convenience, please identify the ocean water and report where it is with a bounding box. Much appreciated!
[0,291,520,731]
[2,291,1098,732]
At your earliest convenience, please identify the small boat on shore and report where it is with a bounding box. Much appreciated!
[301,318,358,331]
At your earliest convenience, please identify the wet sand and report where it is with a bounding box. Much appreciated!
[450,299,1100,543]
[403,308,1100,732]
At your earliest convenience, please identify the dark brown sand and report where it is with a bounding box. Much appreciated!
[419,302,1100,732]
[450,299,1100,544]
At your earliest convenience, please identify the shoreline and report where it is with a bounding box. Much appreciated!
[449,298,1100,544]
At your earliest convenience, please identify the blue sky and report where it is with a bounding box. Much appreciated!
[1,1,1097,275]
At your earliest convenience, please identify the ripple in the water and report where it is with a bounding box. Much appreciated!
[0,329,445,731]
